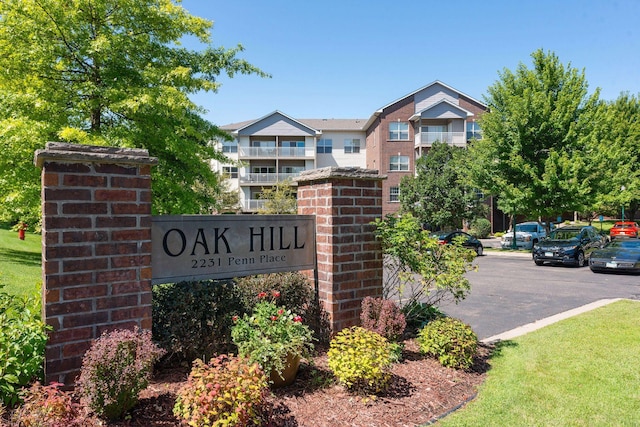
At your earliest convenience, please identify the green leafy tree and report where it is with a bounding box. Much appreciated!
[0,0,268,224]
[400,141,485,230]
[373,213,476,313]
[467,49,600,231]
[257,180,298,214]
[589,93,640,220]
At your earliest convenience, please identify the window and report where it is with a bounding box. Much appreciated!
[389,186,400,202]
[317,139,332,153]
[222,166,238,178]
[344,139,361,154]
[280,166,305,174]
[279,141,304,148]
[466,122,482,140]
[389,122,409,140]
[252,166,276,174]
[389,155,409,171]
[221,140,238,153]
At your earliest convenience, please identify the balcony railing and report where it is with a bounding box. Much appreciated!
[242,199,266,212]
[239,172,301,184]
[415,131,468,148]
[238,146,315,158]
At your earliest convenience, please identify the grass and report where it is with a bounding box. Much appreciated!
[437,299,640,426]
[0,228,42,296]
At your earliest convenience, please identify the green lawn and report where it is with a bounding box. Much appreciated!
[437,299,640,426]
[0,228,42,296]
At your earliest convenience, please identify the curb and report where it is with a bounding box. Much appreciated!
[483,249,532,258]
[481,298,624,344]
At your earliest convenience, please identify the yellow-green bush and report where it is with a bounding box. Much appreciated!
[327,327,393,393]
[417,317,478,370]
[173,354,269,427]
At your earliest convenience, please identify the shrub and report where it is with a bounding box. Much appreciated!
[469,218,492,238]
[417,317,478,370]
[11,381,85,426]
[327,327,393,393]
[360,297,406,342]
[0,287,50,406]
[173,354,269,427]
[373,213,475,312]
[235,272,331,344]
[152,280,243,365]
[77,327,165,420]
[401,301,444,334]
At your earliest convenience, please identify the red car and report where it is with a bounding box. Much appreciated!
[610,221,640,239]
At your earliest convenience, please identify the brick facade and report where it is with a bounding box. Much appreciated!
[296,167,385,331]
[35,143,157,386]
[35,144,385,385]
[373,97,416,216]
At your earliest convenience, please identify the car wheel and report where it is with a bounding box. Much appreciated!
[576,251,585,267]
[534,259,544,266]
[475,245,483,256]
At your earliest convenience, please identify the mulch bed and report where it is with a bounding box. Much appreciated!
[108,339,492,427]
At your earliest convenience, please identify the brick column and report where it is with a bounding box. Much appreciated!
[34,142,158,386]
[296,167,385,331]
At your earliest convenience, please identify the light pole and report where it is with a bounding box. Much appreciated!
[621,185,626,220]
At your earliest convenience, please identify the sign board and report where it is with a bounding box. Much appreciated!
[151,215,315,284]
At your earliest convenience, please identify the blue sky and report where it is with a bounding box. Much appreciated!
[181,0,640,126]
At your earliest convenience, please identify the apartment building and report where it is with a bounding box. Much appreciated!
[215,80,488,216]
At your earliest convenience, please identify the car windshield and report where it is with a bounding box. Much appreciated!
[549,229,580,240]
[515,224,537,232]
[614,222,638,229]
[609,240,640,249]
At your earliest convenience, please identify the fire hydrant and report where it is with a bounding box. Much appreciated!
[17,222,27,240]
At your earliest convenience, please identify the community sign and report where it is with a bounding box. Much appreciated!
[151,215,316,284]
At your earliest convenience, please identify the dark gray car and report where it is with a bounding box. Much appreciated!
[532,225,605,267]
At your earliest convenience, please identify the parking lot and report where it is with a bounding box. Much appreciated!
[440,250,640,340]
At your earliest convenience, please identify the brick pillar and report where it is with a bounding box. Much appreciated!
[34,142,158,386]
[296,167,385,331]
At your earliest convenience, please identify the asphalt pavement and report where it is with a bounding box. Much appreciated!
[439,242,640,343]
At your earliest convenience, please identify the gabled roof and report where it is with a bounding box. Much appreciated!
[408,99,474,121]
[229,110,322,136]
[363,80,487,129]
[219,114,367,133]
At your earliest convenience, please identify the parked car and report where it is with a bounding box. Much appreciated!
[532,225,605,267]
[609,221,639,239]
[501,221,548,250]
[589,239,640,274]
[432,231,483,256]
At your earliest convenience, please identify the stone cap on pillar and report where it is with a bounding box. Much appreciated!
[295,166,386,184]
[35,142,158,168]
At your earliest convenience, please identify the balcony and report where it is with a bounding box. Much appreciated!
[241,199,266,212]
[238,146,315,158]
[239,172,301,185]
[415,131,468,148]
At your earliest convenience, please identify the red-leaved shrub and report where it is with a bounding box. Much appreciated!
[360,297,406,342]
[77,327,165,420]
[11,381,86,426]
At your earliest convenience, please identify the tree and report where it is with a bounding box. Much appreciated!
[0,0,268,225]
[589,93,640,220]
[399,141,485,231]
[257,180,298,215]
[373,213,475,326]
[467,49,600,231]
